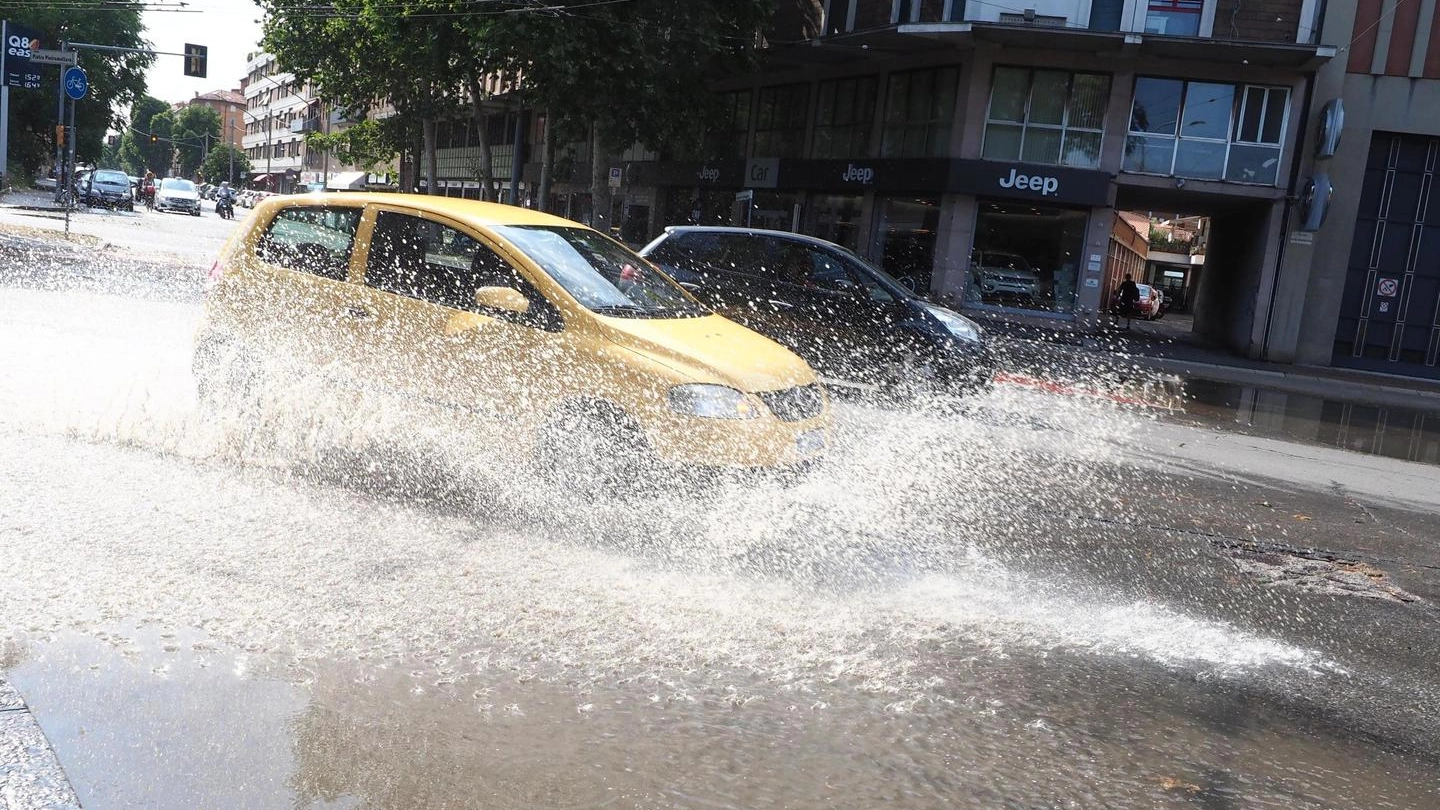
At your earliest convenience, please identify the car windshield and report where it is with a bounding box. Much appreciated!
[495,225,705,318]
[827,243,911,302]
[93,171,128,185]
[161,179,195,192]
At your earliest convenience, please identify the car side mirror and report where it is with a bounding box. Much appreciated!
[474,286,530,314]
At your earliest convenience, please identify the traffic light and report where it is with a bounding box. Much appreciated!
[55,124,65,146]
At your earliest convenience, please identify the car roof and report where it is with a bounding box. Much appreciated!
[659,225,846,251]
[265,191,581,229]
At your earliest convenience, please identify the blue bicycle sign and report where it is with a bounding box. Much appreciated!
[63,66,87,99]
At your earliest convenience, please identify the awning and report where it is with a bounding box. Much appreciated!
[326,170,367,190]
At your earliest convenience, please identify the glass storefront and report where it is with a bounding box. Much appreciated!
[968,200,1088,314]
[875,196,940,292]
[810,194,864,252]
[748,191,804,231]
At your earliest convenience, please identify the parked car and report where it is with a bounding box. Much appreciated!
[80,169,135,211]
[638,226,994,397]
[154,177,202,216]
[972,250,1041,301]
[193,194,831,485]
[1134,283,1165,319]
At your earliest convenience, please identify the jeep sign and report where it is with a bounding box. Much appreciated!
[998,167,1059,196]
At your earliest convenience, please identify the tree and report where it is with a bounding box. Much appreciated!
[201,144,251,186]
[173,106,222,178]
[118,95,171,175]
[1,7,152,180]
[305,117,404,173]
[494,0,772,221]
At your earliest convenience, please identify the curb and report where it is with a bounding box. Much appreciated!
[0,678,83,809]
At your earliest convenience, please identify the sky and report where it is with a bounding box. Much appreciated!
[141,0,266,104]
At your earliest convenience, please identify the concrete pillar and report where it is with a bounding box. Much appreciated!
[934,193,978,303]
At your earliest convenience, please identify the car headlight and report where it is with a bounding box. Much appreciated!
[923,304,983,344]
[667,384,761,419]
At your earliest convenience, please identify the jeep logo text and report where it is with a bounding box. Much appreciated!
[697,167,720,182]
[998,167,1059,196]
[840,164,875,184]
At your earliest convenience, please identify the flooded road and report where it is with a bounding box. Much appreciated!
[3,227,1440,809]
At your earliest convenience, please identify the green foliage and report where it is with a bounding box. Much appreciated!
[305,118,402,173]
[1,5,152,178]
[257,0,774,183]
[173,106,222,177]
[496,0,772,156]
[201,143,251,186]
[118,95,171,175]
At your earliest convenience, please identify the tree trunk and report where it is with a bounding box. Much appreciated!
[422,117,438,195]
[464,72,495,201]
[589,124,610,232]
[537,111,553,213]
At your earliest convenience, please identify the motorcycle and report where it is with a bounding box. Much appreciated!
[215,194,235,220]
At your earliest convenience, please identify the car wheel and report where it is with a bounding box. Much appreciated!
[533,401,654,500]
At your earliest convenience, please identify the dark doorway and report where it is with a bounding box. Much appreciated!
[1333,133,1440,380]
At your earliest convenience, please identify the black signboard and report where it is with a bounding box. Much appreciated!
[949,159,1113,206]
[632,160,745,188]
[779,158,953,192]
[633,155,1114,207]
[3,21,44,90]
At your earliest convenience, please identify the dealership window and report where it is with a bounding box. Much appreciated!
[1124,77,1289,184]
[875,196,941,292]
[966,200,1088,315]
[1145,0,1203,36]
[810,194,864,252]
[983,67,1110,169]
[881,66,958,158]
[813,76,878,159]
[753,84,809,158]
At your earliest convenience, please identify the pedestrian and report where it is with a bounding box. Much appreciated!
[1116,273,1140,327]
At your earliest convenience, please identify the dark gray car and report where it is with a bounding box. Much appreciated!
[82,169,134,211]
[639,226,994,397]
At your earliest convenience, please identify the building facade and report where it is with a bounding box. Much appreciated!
[1272,0,1440,380]
[544,0,1333,362]
[173,89,246,164]
[241,53,370,193]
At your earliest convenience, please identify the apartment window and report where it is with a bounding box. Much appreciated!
[1124,77,1289,184]
[1145,0,1203,36]
[881,66,958,158]
[753,84,809,158]
[983,67,1109,169]
[813,76,877,158]
[707,90,751,159]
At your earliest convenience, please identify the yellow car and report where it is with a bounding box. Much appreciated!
[194,193,830,481]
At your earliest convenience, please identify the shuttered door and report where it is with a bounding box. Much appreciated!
[1332,133,1440,380]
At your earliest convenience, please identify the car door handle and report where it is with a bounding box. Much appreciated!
[339,305,372,320]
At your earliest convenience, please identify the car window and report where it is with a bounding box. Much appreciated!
[161,179,197,192]
[364,211,551,321]
[94,171,128,185]
[256,205,361,281]
[495,225,704,318]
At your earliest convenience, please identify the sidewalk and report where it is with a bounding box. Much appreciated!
[969,308,1440,412]
[0,186,67,212]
